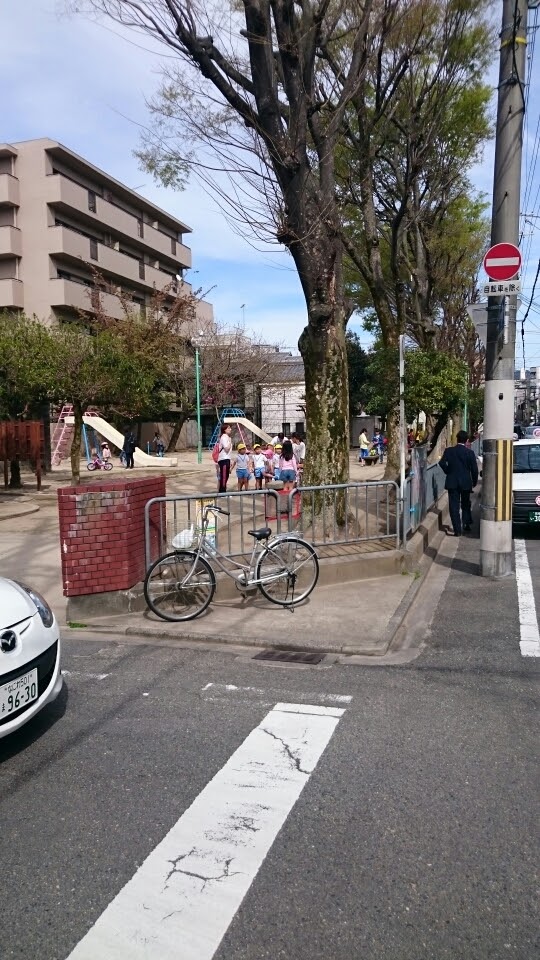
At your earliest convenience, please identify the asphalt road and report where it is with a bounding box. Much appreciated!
[0,532,538,960]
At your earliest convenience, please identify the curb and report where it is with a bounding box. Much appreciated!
[0,502,40,522]
[61,498,450,660]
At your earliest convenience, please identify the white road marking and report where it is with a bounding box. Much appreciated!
[201,682,352,704]
[66,702,344,960]
[62,670,110,680]
[514,540,540,657]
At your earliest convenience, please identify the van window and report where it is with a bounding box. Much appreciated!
[513,444,540,472]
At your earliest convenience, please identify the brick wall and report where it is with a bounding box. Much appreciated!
[58,476,166,598]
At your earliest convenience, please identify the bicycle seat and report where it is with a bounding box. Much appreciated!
[247,527,272,541]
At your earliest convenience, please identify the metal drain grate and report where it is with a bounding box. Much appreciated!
[252,650,325,665]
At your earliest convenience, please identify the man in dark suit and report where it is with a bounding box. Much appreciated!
[439,430,479,536]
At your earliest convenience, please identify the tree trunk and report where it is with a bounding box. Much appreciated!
[9,458,22,489]
[71,399,82,485]
[384,407,401,481]
[299,309,350,487]
[166,414,188,453]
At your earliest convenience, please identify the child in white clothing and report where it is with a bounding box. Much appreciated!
[233,442,252,491]
[252,443,267,490]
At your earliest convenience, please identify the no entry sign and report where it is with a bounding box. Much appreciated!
[483,242,521,282]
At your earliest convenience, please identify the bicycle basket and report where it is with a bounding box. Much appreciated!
[172,525,195,549]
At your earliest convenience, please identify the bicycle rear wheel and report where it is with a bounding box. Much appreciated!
[256,537,319,606]
[144,550,215,621]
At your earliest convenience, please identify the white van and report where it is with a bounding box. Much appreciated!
[512,439,540,524]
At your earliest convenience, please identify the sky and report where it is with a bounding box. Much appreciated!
[1,0,539,361]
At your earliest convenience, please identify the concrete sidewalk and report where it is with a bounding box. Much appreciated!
[0,458,446,659]
[63,572,418,656]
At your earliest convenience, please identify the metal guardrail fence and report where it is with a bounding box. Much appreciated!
[284,481,399,550]
[144,481,400,571]
[404,461,446,537]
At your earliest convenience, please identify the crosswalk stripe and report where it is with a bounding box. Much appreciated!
[514,540,540,657]
[200,682,352,705]
[66,702,345,960]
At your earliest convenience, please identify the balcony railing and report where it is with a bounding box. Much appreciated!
[0,278,24,309]
[0,225,22,258]
[49,276,141,321]
[48,225,189,295]
[45,173,192,267]
[0,173,20,207]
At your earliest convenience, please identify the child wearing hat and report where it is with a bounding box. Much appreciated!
[252,443,267,490]
[233,442,252,491]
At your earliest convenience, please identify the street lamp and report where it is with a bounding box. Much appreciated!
[195,341,202,464]
[177,274,203,464]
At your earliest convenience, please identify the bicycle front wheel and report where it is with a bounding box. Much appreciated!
[256,537,319,606]
[144,550,215,621]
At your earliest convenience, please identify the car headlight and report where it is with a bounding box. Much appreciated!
[16,582,54,627]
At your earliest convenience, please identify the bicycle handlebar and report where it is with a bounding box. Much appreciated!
[205,504,230,517]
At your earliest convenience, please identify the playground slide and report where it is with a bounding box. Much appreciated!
[65,415,178,467]
[223,417,272,444]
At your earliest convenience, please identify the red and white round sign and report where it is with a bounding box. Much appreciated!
[535,495,540,506]
[483,243,521,281]
[534,427,540,438]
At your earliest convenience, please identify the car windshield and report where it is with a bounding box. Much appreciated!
[513,444,540,472]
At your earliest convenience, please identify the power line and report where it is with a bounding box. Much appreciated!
[520,258,540,367]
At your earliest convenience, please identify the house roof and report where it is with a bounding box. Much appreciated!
[262,357,305,384]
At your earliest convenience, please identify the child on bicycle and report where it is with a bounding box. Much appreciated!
[233,442,252,491]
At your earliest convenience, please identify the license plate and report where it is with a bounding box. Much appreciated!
[528,511,540,523]
[0,668,38,719]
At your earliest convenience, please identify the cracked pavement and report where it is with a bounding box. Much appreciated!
[1,544,538,960]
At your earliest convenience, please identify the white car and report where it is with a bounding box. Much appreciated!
[512,439,540,524]
[0,579,63,739]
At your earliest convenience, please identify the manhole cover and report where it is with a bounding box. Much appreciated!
[252,650,325,665]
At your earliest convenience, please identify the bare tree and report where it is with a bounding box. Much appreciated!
[75,0,492,485]
[76,0,418,485]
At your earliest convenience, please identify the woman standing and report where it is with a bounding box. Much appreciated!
[217,423,232,493]
[358,429,370,466]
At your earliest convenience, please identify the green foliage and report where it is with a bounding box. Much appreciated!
[405,350,467,422]
[0,313,55,417]
[0,313,160,419]
[345,330,369,415]
[467,385,484,432]
[362,341,467,422]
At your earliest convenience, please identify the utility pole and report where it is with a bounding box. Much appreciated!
[480,0,528,578]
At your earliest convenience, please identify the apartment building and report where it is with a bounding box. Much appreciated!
[0,138,213,325]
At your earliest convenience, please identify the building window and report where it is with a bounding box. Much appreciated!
[295,421,305,436]
[139,260,145,280]
[88,190,97,213]
[89,238,98,261]
[137,219,144,238]
[282,422,291,436]
[171,237,176,255]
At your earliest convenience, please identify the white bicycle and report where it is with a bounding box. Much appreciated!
[144,503,319,622]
